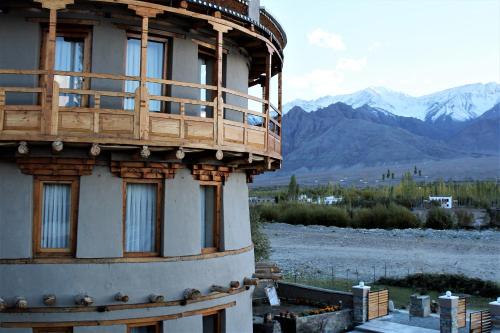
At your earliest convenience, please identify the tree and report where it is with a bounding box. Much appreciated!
[382,174,386,181]
[418,170,422,177]
[250,209,270,261]
[425,208,455,230]
[387,169,391,178]
[391,173,395,179]
[287,175,299,201]
[414,166,418,175]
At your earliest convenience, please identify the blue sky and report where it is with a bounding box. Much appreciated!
[261,0,500,103]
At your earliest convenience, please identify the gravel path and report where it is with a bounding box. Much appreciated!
[263,223,500,282]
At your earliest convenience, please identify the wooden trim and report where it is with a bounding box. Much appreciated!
[1,301,236,328]
[33,176,79,258]
[17,157,95,176]
[34,328,72,333]
[122,178,163,257]
[27,17,100,26]
[110,161,181,179]
[203,309,223,333]
[0,244,253,265]
[192,164,232,183]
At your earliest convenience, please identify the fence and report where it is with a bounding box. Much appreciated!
[469,310,492,333]
[368,289,389,320]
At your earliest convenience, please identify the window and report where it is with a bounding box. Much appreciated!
[127,322,161,333]
[34,328,73,333]
[33,177,79,258]
[125,35,168,112]
[123,180,163,257]
[203,311,222,333]
[42,29,91,107]
[198,52,215,118]
[200,182,221,254]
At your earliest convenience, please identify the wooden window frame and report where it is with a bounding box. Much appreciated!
[40,26,92,107]
[202,309,223,333]
[33,176,79,258]
[122,179,163,258]
[125,32,170,112]
[127,321,161,333]
[34,327,73,333]
[200,181,222,255]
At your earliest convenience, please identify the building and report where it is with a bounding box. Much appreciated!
[0,0,285,332]
[323,196,343,205]
[429,196,453,209]
[249,196,276,205]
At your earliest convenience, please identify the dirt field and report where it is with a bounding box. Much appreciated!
[263,223,500,282]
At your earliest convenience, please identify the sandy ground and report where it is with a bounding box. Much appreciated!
[263,223,500,282]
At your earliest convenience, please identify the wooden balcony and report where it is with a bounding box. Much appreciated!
[0,69,282,161]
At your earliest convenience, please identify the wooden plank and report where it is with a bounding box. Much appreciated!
[185,120,214,141]
[149,117,181,138]
[3,111,41,131]
[100,113,134,134]
[59,112,93,132]
[223,124,244,144]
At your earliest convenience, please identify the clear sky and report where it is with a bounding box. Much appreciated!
[260,0,500,103]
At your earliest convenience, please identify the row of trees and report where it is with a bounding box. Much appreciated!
[255,174,500,209]
[382,166,422,181]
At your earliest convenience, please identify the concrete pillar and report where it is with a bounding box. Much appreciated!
[352,283,371,324]
[439,292,459,333]
[489,297,500,326]
[410,294,431,317]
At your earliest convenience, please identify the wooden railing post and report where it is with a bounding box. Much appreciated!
[264,45,273,153]
[50,81,59,135]
[34,0,74,135]
[210,23,232,148]
[0,89,5,132]
[128,5,164,141]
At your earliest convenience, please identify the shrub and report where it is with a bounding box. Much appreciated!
[425,208,455,230]
[250,208,270,262]
[377,273,500,298]
[352,204,421,229]
[455,209,473,228]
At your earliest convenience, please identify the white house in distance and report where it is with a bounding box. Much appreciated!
[429,196,453,209]
[323,196,344,205]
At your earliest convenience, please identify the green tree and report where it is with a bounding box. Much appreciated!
[382,174,386,181]
[391,173,395,179]
[250,209,270,261]
[414,165,418,175]
[425,208,455,230]
[287,175,299,201]
[387,169,391,178]
[418,170,422,177]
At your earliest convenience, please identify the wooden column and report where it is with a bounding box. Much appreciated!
[278,70,283,152]
[264,46,273,153]
[34,0,74,135]
[128,5,163,140]
[210,23,232,147]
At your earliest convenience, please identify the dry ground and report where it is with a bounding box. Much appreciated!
[263,223,500,282]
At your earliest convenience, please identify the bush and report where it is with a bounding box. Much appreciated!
[250,208,270,262]
[455,209,473,228]
[352,204,421,229]
[425,208,455,229]
[377,273,500,298]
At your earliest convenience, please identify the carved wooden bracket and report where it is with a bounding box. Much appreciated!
[128,5,164,18]
[17,157,95,176]
[110,161,182,179]
[245,169,265,184]
[209,22,233,34]
[34,0,74,10]
[191,164,232,183]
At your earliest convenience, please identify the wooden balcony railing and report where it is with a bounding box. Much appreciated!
[0,69,282,159]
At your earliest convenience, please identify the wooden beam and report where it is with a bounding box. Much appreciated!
[34,0,74,10]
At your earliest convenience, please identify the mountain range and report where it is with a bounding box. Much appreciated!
[284,83,500,122]
[267,83,500,181]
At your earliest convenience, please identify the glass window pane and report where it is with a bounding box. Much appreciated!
[125,38,165,112]
[54,36,84,107]
[41,183,71,249]
[125,183,157,253]
[130,326,157,333]
[200,186,216,249]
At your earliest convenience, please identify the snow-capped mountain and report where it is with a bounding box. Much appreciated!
[284,83,500,122]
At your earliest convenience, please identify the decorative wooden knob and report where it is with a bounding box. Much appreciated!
[75,294,94,306]
[114,292,129,303]
[216,150,224,161]
[15,297,28,309]
[52,140,64,153]
[243,277,259,286]
[43,294,57,306]
[17,141,29,155]
[89,143,101,157]
[183,288,202,301]
[140,146,151,159]
[248,153,253,164]
[149,294,164,303]
[230,281,241,289]
[176,148,185,160]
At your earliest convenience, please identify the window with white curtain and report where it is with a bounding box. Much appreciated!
[200,183,221,253]
[198,52,215,118]
[124,181,162,256]
[125,37,166,112]
[34,177,78,257]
